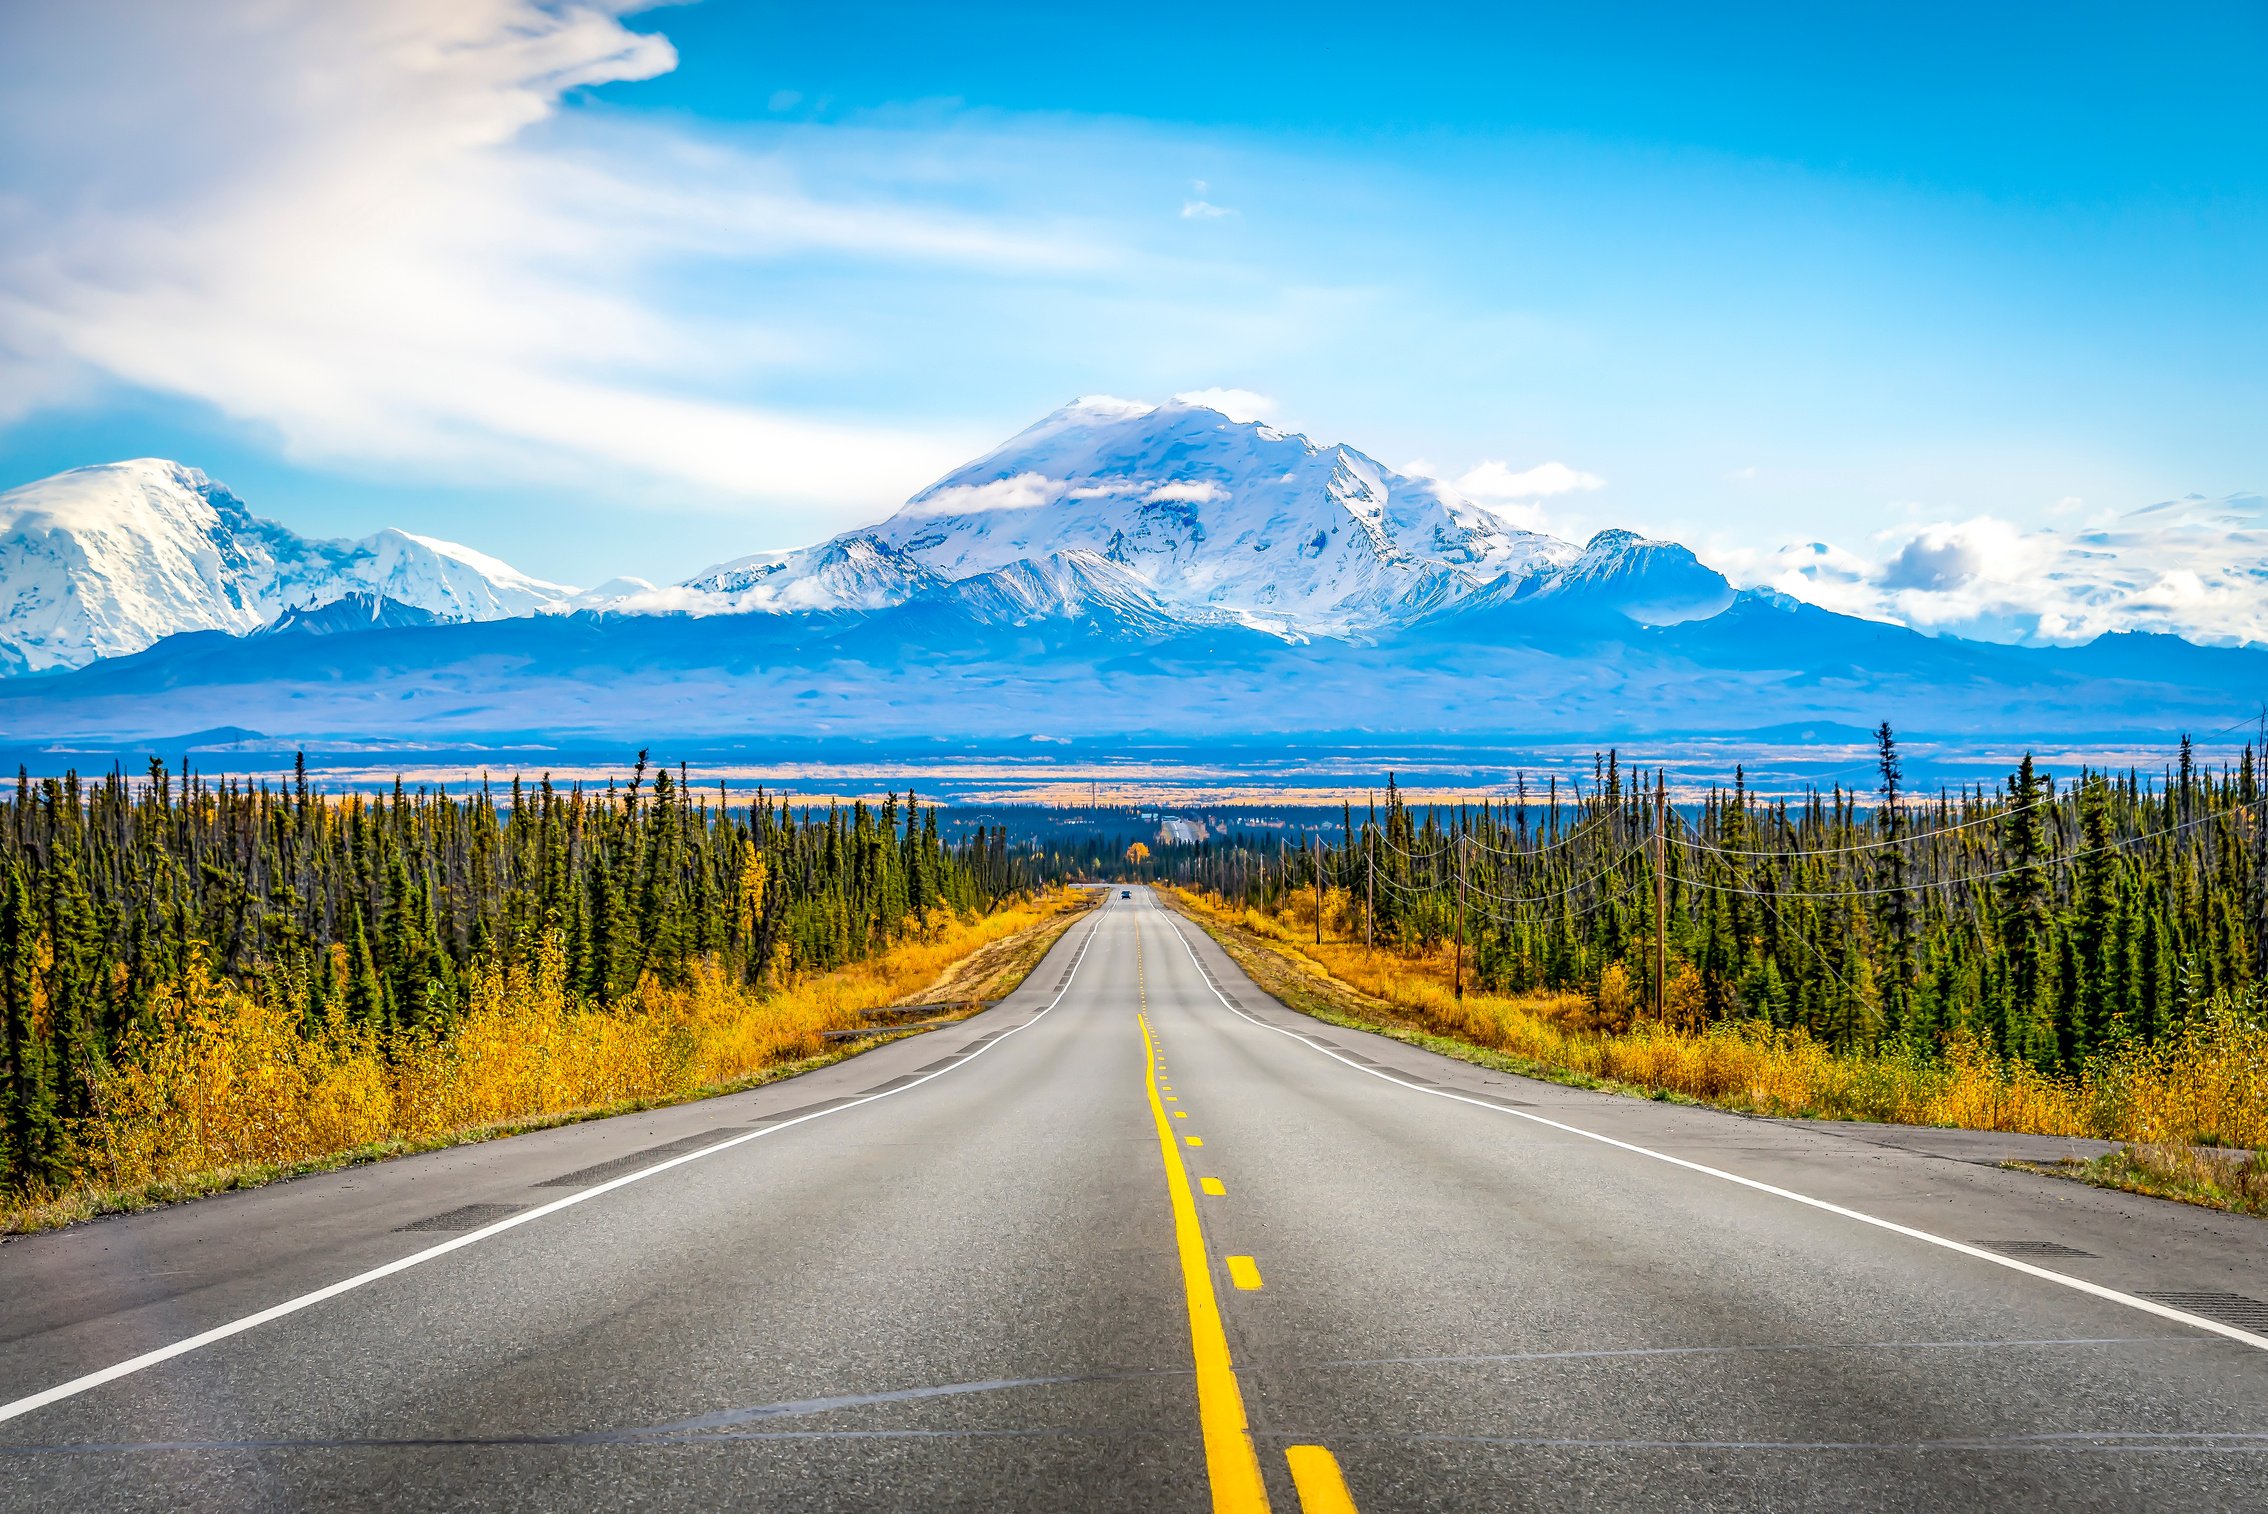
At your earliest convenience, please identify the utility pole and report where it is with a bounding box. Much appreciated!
[1654,767,1668,1021]
[2255,708,2268,984]
[1365,829,1375,952]
[1454,832,1468,1001]
[1313,835,1324,945]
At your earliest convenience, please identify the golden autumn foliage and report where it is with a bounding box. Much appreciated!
[18,891,1084,1222]
[1172,887,2268,1150]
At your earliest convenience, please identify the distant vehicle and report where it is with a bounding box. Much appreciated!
[1121,889,1132,898]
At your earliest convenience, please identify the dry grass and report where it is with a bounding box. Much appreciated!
[4,890,1090,1235]
[2026,1144,2268,1218]
[1168,887,2268,1154]
[894,897,1089,1009]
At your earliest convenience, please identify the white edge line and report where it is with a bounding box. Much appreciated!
[0,905,1117,1427]
[1155,904,2268,1357]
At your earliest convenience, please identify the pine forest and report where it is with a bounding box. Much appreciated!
[0,752,1035,1202]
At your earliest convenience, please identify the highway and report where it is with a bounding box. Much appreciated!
[3,887,2266,1511]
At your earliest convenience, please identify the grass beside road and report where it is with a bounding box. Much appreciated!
[2017,1144,2268,1219]
[1165,887,2268,1218]
[3,890,1094,1237]
[1164,889,1702,1107]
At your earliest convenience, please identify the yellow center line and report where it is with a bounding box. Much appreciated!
[1285,1447,1359,1513]
[1135,906,1361,1514]
[1139,981,1269,1510]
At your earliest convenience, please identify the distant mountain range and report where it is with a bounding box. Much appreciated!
[0,399,2257,754]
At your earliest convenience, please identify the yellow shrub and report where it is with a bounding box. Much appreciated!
[55,891,1084,1208]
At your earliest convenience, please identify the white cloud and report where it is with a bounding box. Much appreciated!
[1145,480,1227,504]
[1723,496,2268,647]
[1180,200,1233,219]
[1171,388,1276,423]
[1453,459,1607,500]
[900,472,1060,518]
[0,1,1089,512]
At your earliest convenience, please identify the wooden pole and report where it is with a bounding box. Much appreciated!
[1454,833,1468,1001]
[1313,835,1324,945]
[1365,831,1375,952]
[1654,767,1668,1021]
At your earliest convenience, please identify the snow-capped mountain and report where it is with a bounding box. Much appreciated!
[0,460,575,672]
[0,404,1764,674]
[2,401,2259,752]
[260,592,443,637]
[678,396,1580,635]
[677,534,942,612]
[1457,529,1738,626]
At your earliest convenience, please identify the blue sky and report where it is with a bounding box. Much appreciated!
[0,1,2262,639]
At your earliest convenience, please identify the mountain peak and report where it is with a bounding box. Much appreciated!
[729,396,1578,635]
[262,591,442,637]
[1539,528,1735,624]
[0,459,574,671]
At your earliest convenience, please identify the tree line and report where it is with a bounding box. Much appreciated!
[1164,730,2264,1066]
[0,752,1015,1195]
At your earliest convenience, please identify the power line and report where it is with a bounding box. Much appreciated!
[1668,791,2060,858]
[1458,802,1626,859]
[1460,841,1653,908]
[1673,802,2251,901]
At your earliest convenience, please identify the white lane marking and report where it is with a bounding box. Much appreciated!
[0,907,1118,1427]
[1153,905,2268,1356]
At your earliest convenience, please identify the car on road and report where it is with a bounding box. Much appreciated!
[1121,889,1132,898]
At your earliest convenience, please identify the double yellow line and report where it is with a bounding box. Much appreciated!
[1137,919,1357,1514]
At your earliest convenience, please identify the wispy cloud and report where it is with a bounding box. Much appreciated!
[1453,459,1606,500]
[0,0,1091,516]
[1180,180,1235,219]
[1145,479,1228,504]
[1171,388,1275,423]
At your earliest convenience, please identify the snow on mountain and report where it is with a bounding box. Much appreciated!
[0,460,574,671]
[919,549,1217,637]
[0,405,1766,679]
[261,592,443,637]
[1499,529,1736,625]
[698,397,1580,635]
[679,532,943,612]
[353,528,573,622]
[557,576,657,611]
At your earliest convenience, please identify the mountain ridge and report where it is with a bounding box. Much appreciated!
[0,459,575,672]
[0,399,2258,752]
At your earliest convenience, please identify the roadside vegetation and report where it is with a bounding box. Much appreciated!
[1171,886,2267,1150]
[1159,730,2268,1209]
[2019,1143,2268,1219]
[0,752,1082,1230]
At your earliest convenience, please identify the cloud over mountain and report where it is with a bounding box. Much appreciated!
[1721,494,2268,648]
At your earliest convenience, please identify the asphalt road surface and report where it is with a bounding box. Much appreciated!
[3,887,2266,1512]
